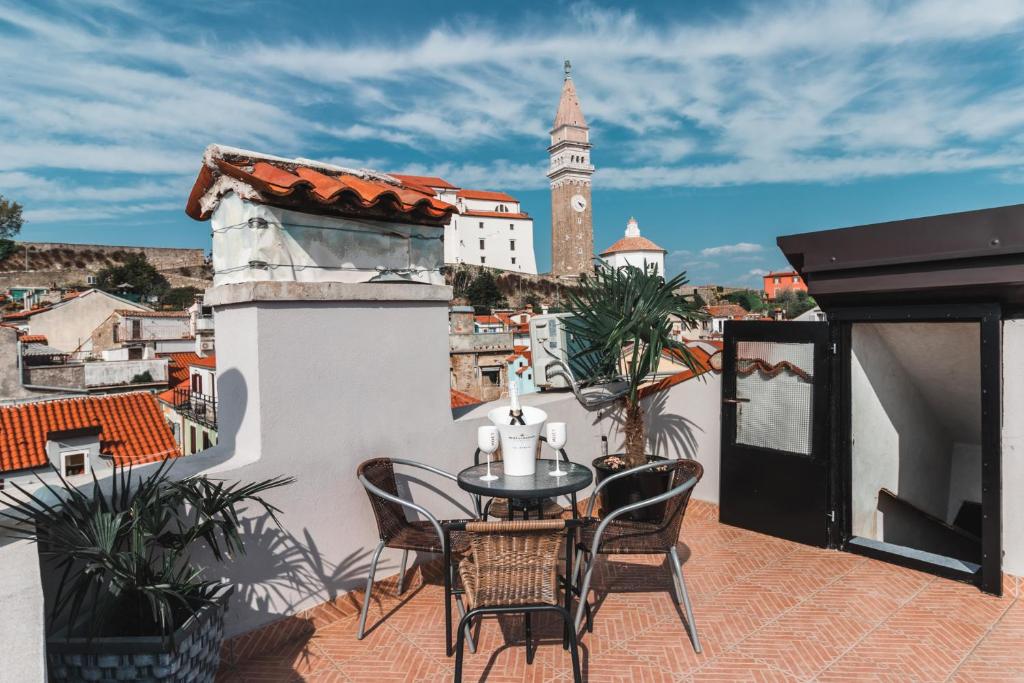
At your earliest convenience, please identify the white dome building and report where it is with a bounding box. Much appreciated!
[599,217,667,274]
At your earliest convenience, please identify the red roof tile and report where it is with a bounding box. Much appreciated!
[2,306,51,321]
[0,392,180,473]
[389,174,458,191]
[18,334,47,344]
[475,315,504,325]
[186,146,456,225]
[189,354,216,369]
[450,388,481,409]
[639,346,713,398]
[600,235,667,255]
[156,379,190,406]
[457,189,518,203]
[705,304,750,319]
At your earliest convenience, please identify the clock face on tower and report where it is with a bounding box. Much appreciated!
[571,194,587,213]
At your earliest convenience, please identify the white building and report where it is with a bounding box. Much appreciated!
[599,217,667,275]
[392,175,538,274]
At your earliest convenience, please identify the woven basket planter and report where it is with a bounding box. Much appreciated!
[46,590,230,683]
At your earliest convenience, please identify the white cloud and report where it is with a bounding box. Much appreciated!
[701,242,764,257]
[5,0,1024,226]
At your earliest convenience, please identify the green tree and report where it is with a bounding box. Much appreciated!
[0,194,24,239]
[161,286,202,310]
[775,288,816,319]
[96,253,170,300]
[465,270,506,312]
[723,289,766,312]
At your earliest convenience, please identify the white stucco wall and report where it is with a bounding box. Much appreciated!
[1001,319,1024,576]
[850,324,953,539]
[28,290,147,354]
[446,213,537,273]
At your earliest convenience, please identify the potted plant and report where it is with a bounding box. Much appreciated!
[0,461,293,683]
[565,261,702,521]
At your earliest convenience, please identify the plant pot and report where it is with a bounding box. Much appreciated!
[592,454,672,522]
[46,588,232,683]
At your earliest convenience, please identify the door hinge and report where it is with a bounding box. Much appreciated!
[830,342,838,354]
[827,510,836,522]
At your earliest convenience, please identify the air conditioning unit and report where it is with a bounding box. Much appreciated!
[199,339,215,352]
[529,313,591,390]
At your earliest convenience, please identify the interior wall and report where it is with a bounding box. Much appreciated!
[850,324,954,539]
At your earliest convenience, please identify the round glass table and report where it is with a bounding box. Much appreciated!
[457,459,593,519]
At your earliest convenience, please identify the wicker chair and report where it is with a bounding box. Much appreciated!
[357,457,480,646]
[573,459,703,653]
[443,519,582,683]
[477,438,576,520]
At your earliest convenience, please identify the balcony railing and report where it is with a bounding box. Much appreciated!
[174,389,217,429]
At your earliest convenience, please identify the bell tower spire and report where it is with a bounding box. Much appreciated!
[548,60,594,278]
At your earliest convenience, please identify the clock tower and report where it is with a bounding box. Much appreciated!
[548,60,594,277]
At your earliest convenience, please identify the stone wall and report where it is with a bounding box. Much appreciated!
[23,363,85,390]
[0,241,211,290]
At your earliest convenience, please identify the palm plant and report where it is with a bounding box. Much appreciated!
[564,261,703,468]
[0,460,293,639]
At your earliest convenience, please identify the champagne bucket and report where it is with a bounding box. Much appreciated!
[487,405,548,476]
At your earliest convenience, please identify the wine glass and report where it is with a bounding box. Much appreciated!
[546,422,567,477]
[477,426,500,481]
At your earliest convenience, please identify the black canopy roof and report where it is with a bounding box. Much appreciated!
[777,203,1024,309]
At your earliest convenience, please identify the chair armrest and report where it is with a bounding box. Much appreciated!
[583,460,674,518]
[390,457,482,519]
[359,474,445,548]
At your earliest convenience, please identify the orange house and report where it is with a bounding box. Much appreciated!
[763,270,808,300]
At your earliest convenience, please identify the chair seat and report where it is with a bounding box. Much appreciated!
[578,517,675,554]
[487,497,566,519]
[390,521,469,554]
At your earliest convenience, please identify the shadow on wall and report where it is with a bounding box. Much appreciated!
[594,389,703,460]
[214,368,247,455]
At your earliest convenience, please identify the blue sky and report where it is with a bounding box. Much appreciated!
[3,0,1024,286]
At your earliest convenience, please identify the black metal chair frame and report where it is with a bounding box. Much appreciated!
[474,436,578,520]
[357,457,481,650]
[443,518,584,683]
[572,460,702,653]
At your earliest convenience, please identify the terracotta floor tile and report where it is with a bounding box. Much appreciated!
[218,509,1021,683]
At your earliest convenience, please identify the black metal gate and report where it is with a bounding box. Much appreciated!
[720,321,832,547]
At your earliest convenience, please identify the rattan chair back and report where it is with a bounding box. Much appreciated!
[459,519,567,608]
[358,457,410,545]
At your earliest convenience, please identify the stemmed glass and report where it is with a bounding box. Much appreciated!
[546,422,567,477]
[477,426,499,481]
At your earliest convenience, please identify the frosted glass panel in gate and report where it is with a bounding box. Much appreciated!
[735,341,815,455]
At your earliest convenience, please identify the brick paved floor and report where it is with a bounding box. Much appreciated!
[217,502,1022,682]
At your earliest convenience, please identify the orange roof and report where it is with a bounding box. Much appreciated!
[450,388,481,409]
[553,75,588,129]
[0,392,180,473]
[186,145,456,225]
[157,379,190,406]
[457,189,518,203]
[705,304,749,319]
[160,352,203,385]
[600,236,667,255]
[189,354,216,369]
[2,306,51,321]
[475,315,504,325]
[461,210,531,219]
[389,174,458,191]
[639,346,713,398]
[18,334,47,344]
[765,270,799,278]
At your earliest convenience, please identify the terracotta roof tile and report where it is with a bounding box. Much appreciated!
[705,304,750,319]
[186,145,456,226]
[2,306,51,321]
[450,389,481,409]
[638,346,713,398]
[189,354,216,369]
[390,174,458,191]
[157,379,190,406]
[159,352,208,385]
[18,334,47,344]
[600,235,667,255]
[0,392,180,473]
[457,189,518,203]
